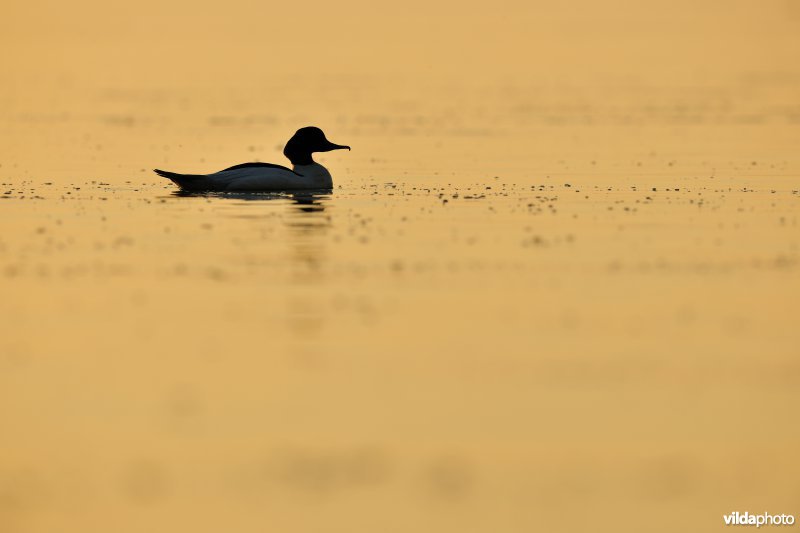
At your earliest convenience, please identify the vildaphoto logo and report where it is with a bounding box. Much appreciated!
[723,512,795,527]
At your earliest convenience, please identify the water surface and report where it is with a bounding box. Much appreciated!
[1,6,800,531]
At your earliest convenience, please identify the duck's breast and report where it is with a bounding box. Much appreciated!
[291,163,333,189]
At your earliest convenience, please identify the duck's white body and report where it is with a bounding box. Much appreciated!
[225,163,331,191]
[194,163,332,191]
[155,127,348,192]
[155,162,332,192]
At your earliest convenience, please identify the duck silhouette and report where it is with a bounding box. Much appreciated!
[154,127,350,191]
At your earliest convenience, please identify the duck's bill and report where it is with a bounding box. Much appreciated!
[320,141,351,152]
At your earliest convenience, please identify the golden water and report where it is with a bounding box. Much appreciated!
[1,1,799,531]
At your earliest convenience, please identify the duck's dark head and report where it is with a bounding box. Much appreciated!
[283,127,350,165]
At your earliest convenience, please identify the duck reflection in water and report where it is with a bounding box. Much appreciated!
[170,189,332,283]
[174,188,328,212]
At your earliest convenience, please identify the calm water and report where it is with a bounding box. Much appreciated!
[1,75,799,532]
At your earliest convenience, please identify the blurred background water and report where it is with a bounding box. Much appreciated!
[1,1,799,532]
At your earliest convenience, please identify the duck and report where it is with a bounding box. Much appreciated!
[154,126,350,192]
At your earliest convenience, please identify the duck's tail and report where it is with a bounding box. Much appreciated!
[154,169,207,190]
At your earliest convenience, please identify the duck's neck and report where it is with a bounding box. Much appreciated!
[286,151,314,166]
